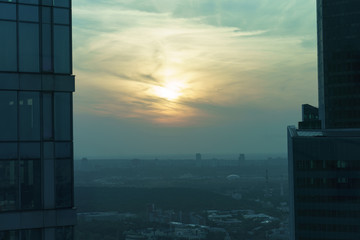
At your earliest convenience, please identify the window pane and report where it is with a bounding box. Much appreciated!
[43,93,53,140]
[53,0,70,8]
[0,143,17,160]
[42,24,52,72]
[19,23,40,72]
[0,231,18,240]
[42,6,51,24]
[20,143,41,159]
[55,159,72,208]
[18,0,38,4]
[0,91,17,140]
[42,0,52,6]
[56,227,73,240]
[0,3,16,20]
[19,92,40,140]
[54,93,71,140]
[21,229,42,240]
[53,8,69,25]
[20,159,41,209]
[0,21,17,71]
[54,25,70,74]
[19,5,39,22]
[0,160,18,211]
[55,142,71,159]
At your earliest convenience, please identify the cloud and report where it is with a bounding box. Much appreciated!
[73,0,317,127]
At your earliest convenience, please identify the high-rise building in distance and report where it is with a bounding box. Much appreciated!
[288,0,360,240]
[0,0,76,239]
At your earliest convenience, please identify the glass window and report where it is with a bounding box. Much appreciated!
[42,24,52,72]
[0,91,17,140]
[53,0,70,8]
[0,231,18,240]
[42,0,52,6]
[19,5,39,22]
[0,3,16,20]
[19,92,40,140]
[55,142,72,159]
[20,159,41,209]
[53,8,69,25]
[56,227,73,240]
[43,93,53,140]
[42,6,51,24]
[0,160,18,211]
[0,143,17,160]
[53,25,70,74]
[21,229,42,240]
[54,93,71,140]
[19,23,40,72]
[55,159,72,208]
[18,0,38,4]
[19,143,41,159]
[0,21,17,71]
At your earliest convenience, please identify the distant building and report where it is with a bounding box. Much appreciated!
[298,104,321,129]
[196,153,202,160]
[0,0,76,239]
[238,153,245,161]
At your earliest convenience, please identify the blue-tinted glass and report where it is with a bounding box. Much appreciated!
[53,8,69,24]
[0,21,17,71]
[55,159,72,208]
[18,0,38,4]
[53,0,69,8]
[19,23,40,72]
[0,231,19,239]
[54,92,71,140]
[21,229,42,240]
[0,3,16,20]
[20,143,41,159]
[42,24,52,72]
[20,159,41,209]
[42,6,51,24]
[19,92,40,140]
[43,93,53,139]
[42,0,52,6]
[0,160,18,211]
[54,25,70,73]
[55,142,72,159]
[0,91,17,140]
[0,143,17,160]
[19,5,39,22]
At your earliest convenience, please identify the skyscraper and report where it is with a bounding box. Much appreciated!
[317,0,360,128]
[288,1,360,240]
[0,0,76,239]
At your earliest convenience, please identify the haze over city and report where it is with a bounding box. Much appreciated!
[72,0,318,158]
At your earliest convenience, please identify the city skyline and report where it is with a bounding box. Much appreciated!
[72,0,318,158]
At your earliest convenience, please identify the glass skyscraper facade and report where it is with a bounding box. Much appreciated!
[0,0,75,239]
[317,0,360,128]
[288,1,360,240]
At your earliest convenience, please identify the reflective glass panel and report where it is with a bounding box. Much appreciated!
[42,24,52,72]
[53,0,70,8]
[19,23,40,72]
[55,142,71,159]
[56,227,73,240]
[41,7,51,24]
[43,93,53,140]
[19,143,41,159]
[20,159,41,209]
[0,143,17,160]
[0,160,18,211]
[53,8,69,24]
[54,25,70,74]
[21,229,42,240]
[19,5,39,22]
[0,231,18,240]
[0,21,17,71]
[18,0,38,4]
[19,92,40,140]
[55,159,72,207]
[54,93,71,140]
[0,91,17,140]
[0,3,16,20]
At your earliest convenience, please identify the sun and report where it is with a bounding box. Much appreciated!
[153,81,184,101]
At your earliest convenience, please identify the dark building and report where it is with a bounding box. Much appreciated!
[0,0,76,239]
[298,104,321,129]
[317,0,360,129]
[288,1,360,239]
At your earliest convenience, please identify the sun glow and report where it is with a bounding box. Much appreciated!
[153,81,185,101]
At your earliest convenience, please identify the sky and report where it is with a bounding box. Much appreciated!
[72,0,318,159]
